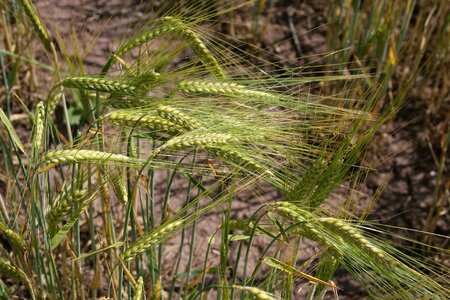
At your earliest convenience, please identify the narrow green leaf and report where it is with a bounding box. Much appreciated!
[0,107,25,153]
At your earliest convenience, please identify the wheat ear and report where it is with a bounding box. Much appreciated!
[116,24,173,57]
[133,276,144,300]
[43,150,138,166]
[160,17,226,78]
[122,219,185,261]
[0,220,26,253]
[101,23,173,74]
[178,80,279,100]
[318,218,390,261]
[268,202,334,249]
[17,0,52,52]
[0,257,27,281]
[32,101,45,154]
[156,105,202,130]
[110,174,128,205]
[61,76,138,94]
[231,286,276,300]
[46,90,63,114]
[46,190,88,229]
[152,132,237,156]
[207,147,264,171]
[105,110,184,134]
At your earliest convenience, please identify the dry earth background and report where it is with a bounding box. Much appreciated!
[1,0,449,298]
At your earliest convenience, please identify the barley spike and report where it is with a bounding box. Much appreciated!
[0,257,27,282]
[116,24,173,57]
[46,90,63,114]
[122,219,185,261]
[110,174,128,205]
[156,105,202,130]
[232,285,276,300]
[318,218,390,261]
[106,111,184,133]
[0,220,26,253]
[152,132,237,156]
[178,80,279,100]
[62,76,138,94]
[160,17,226,78]
[43,150,138,166]
[17,0,52,52]
[133,276,144,300]
[32,101,45,154]
[46,189,88,229]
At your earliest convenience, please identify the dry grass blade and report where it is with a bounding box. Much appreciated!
[0,107,25,154]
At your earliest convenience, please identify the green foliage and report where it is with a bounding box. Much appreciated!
[0,1,448,299]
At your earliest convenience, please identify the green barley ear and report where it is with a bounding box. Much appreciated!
[0,258,26,281]
[48,187,99,250]
[103,16,225,77]
[178,80,278,100]
[46,189,88,232]
[31,101,45,159]
[231,285,276,300]
[269,202,449,298]
[317,218,391,262]
[16,0,52,52]
[46,90,63,115]
[156,105,203,130]
[160,16,226,78]
[122,218,186,261]
[133,276,144,300]
[105,110,184,134]
[0,258,34,299]
[0,220,26,253]
[102,22,174,74]
[152,132,238,156]
[61,76,139,95]
[42,150,141,168]
[109,173,128,205]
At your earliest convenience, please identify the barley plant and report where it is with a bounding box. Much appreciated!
[0,0,448,299]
